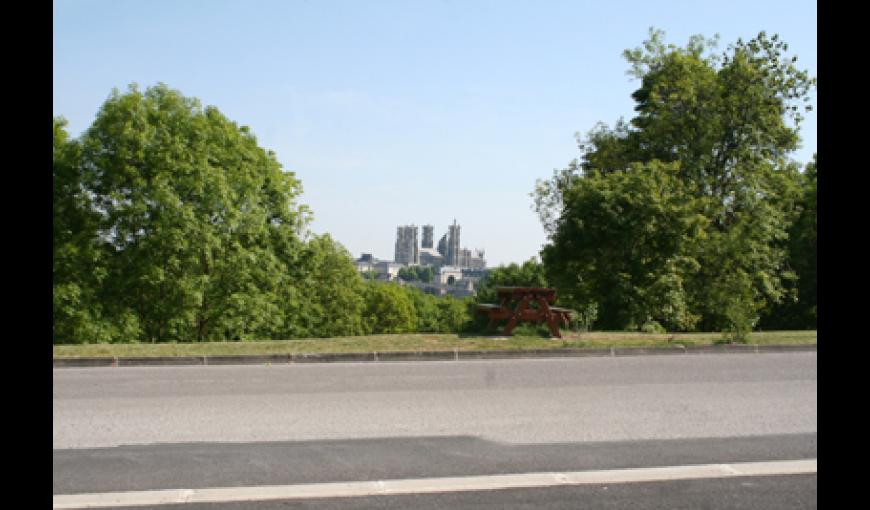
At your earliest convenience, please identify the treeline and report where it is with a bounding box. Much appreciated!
[53,84,473,343]
[397,266,434,283]
[532,29,816,339]
[54,29,816,344]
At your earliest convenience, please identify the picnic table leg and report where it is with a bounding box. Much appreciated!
[536,297,562,338]
[501,294,532,336]
[484,295,512,332]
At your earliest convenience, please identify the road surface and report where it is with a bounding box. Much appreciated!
[53,352,817,508]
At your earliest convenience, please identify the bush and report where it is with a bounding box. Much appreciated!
[641,320,666,334]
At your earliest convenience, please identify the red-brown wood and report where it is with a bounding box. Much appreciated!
[476,287,570,338]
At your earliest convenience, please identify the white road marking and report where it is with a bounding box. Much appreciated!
[53,458,816,509]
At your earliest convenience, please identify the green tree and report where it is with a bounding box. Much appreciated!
[285,235,366,338]
[53,117,140,343]
[406,286,442,332]
[68,83,310,342]
[437,295,471,333]
[362,282,417,334]
[789,155,817,327]
[398,267,416,282]
[541,161,704,331]
[758,154,817,329]
[418,266,434,283]
[474,259,549,305]
[534,29,815,335]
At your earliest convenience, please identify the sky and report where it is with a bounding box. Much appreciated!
[54,0,816,267]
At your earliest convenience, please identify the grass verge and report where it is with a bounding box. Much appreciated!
[53,330,817,358]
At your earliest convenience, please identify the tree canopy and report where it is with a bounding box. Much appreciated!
[54,84,474,344]
[534,29,815,337]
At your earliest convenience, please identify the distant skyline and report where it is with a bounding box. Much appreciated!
[54,0,816,266]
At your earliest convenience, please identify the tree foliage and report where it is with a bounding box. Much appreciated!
[284,234,367,338]
[398,265,434,283]
[542,161,704,331]
[53,84,497,343]
[758,154,817,329]
[362,282,418,334]
[534,29,816,336]
[54,117,139,342]
[80,84,312,342]
[474,259,549,305]
[404,286,472,333]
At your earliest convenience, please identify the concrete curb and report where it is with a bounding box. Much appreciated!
[53,343,816,368]
[119,356,206,367]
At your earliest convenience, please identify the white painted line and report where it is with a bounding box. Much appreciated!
[53,459,816,509]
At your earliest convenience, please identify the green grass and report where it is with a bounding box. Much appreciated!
[53,330,817,358]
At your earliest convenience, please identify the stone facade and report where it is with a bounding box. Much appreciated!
[393,221,485,270]
[421,225,434,249]
[446,220,460,267]
[394,225,419,265]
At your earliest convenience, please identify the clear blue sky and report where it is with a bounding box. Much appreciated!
[54,0,816,267]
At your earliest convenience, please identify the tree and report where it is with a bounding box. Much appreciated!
[541,161,704,331]
[54,117,140,343]
[397,267,414,282]
[534,29,815,335]
[362,282,417,334]
[406,286,441,332]
[284,235,366,338]
[437,295,471,333]
[474,258,549,305]
[758,154,817,329]
[63,83,311,342]
[418,266,434,283]
[789,155,817,327]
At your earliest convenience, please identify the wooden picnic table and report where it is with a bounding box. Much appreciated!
[476,287,572,338]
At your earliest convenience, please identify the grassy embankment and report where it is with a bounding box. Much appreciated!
[53,330,816,358]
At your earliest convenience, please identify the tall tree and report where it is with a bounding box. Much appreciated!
[541,161,704,331]
[67,83,310,342]
[54,117,138,342]
[534,29,815,336]
[758,154,817,329]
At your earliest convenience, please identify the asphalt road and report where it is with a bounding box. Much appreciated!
[54,352,816,448]
[79,475,816,510]
[53,352,817,508]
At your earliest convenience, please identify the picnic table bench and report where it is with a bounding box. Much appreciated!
[476,287,572,338]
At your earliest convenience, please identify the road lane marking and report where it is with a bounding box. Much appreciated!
[53,458,816,509]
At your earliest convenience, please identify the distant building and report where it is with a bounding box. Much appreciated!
[421,225,434,249]
[355,254,377,273]
[458,248,486,270]
[436,265,463,285]
[461,268,488,279]
[388,220,486,275]
[446,220,460,267]
[394,225,419,265]
[437,234,448,258]
[450,278,476,298]
[355,254,405,281]
[419,247,443,266]
[375,261,404,281]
